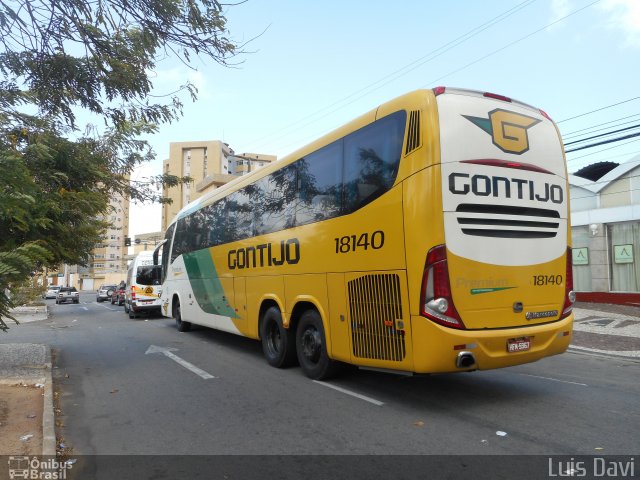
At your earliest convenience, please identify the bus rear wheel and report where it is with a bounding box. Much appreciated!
[296,310,338,380]
[174,300,191,332]
[260,306,296,368]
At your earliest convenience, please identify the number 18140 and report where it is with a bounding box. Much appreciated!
[334,231,385,254]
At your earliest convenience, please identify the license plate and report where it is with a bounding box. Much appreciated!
[507,337,531,353]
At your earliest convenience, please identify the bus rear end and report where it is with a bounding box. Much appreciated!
[415,87,574,373]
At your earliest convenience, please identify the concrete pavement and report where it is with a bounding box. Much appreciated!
[0,302,639,456]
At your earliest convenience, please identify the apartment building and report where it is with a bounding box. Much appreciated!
[162,140,276,231]
[75,193,130,291]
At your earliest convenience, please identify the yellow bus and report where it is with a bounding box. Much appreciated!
[157,87,574,379]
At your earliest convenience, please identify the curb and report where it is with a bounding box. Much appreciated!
[42,346,56,456]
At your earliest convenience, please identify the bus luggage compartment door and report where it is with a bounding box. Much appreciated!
[344,270,413,371]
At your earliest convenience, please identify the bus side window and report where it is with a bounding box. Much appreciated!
[343,111,405,213]
[254,165,297,235]
[296,140,343,226]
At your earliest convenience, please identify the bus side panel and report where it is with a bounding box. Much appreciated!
[326,273,351,363]
[402,166,445,316]
[246,275,285,332]
[234,277,253,338]
[284,273,329,336]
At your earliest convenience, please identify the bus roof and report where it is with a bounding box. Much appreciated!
[168,87,549,228]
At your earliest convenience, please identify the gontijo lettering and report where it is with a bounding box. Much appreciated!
[449,173,564,204]
[228,238,300,269]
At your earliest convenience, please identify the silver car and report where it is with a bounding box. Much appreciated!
[96,284,117,302]
[43,285,61,299]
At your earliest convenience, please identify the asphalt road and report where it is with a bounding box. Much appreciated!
[4,293,639,462]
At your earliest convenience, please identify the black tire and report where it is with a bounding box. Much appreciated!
[107,289,114,297]
[296,310,339,380]
[174,300,191,332]
[260,306,297,368]
[73,300,79,304]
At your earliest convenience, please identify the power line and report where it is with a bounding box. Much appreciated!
[565,131,640,153]
[567,149,640,166]
[564,123,640,147]
[556,96,640,124]
[245,0,540,152]
[566,137,640,161]
[562,114,640,140]
[270,0,602,155]
[421,0,601,88]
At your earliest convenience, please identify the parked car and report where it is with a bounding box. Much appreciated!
[111,282,126,306]
[43,285,61,299]
[56,286,79,304]
[96,284,117,302]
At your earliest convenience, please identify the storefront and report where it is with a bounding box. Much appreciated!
[569,157,640,302]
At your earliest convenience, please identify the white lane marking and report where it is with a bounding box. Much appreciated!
[81,307,88,311]
[312,380,384,406]
[145,345,216,379]
[517,373,588,387]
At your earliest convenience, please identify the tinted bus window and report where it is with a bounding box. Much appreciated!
[296,140,343,226]
[254,164,297,236]
[343,111,406,213]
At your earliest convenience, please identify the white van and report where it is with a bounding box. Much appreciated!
[125,251,162,318]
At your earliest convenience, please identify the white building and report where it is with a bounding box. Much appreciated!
[570,155,640,296]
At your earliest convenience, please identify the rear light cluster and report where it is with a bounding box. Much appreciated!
[460,158,552,175]
[420,245,465,329]
[561,247,576,319]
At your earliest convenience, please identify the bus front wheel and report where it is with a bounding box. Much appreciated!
[296,310,338,380]
[260,306,296,368]
[174,300,191,332]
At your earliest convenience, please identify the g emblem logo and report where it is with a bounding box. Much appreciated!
[464,109,541,155]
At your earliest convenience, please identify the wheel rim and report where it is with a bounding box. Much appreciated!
[301,327,322,364]
[265,321,281,357]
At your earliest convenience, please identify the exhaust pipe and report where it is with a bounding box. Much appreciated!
[456,351,476,369]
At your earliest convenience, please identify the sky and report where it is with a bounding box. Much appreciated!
[129,0,640,237]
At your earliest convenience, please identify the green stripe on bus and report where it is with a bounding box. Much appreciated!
[470,287,516,295]
[183,250,239,318]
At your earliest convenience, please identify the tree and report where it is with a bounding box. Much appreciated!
[0,0,242,331]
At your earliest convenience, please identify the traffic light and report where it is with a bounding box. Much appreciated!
[124,237,131,247]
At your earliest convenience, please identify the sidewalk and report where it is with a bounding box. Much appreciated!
[1,306,55,456]
[0,302,638,456]
[572,302,640,358]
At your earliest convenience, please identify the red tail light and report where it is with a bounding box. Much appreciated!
[560,247,575,319]
[420,245,465,329]
[131,286,136,301]
[483,92,511,103]
[433,86,446,96]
